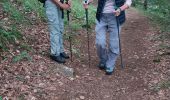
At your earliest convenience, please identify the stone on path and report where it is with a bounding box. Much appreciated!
[52,64,74,78]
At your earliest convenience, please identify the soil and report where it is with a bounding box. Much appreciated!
[0,8,170,100]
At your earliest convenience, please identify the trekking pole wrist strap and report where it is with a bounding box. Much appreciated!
[118,7,122,12]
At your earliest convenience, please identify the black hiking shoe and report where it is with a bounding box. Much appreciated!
[50,55,66,63]
[105,67,114,75]
[98,63,106,70]
[60,52,69,59]
[105,71,113,75]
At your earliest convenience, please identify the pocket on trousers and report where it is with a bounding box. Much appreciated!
[46,7,57,23]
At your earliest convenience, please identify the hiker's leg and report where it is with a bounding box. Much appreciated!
[95,15,108,65]
[45,0,61,56]
[58,9,65,53]
[106,14,121,72]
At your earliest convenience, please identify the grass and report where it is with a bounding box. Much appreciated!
[21,0,46,20]
[152,80,170,92]
[12,51,32,63]
[0,25,22,51]
[1,0,45,52]
[2,0,46,25]
[2,1,25,23]
[20,44,32,51]
[68,0,96,30]
[159,44,170,50]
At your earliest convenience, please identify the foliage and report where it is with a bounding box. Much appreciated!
[2,1,25,23]
[152,80,170,91]
[19,0,46,20]
[0,25,22,51]
[69,0,96,30]
[2,0,45,25]
[1,0,45,53]
[133,0,170,32]
[12,51,32,62]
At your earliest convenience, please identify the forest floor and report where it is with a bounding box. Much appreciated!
[0,8,170,100]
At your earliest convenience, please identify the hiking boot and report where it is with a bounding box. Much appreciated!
[50,55,66,63]
[105,71,113,75]
[98,62,106,70]
[60,52,69,59]
[105,67,114,75]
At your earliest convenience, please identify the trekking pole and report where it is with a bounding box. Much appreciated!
[66,0,73,61]
[115,12,124,69]
[84,0,91,67]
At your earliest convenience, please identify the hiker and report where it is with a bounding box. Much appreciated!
[45,0,71,63]
[83,0,132,75]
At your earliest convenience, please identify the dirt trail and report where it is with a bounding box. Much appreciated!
[62,8,170,100]
[1,8,170,100]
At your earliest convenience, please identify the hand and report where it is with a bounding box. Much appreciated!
[61,3,70,10]
[113,8,121,16]
[83,0,93,9]
[83,3,88,9]
[83,0,88,9]
[67,0,72,7]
